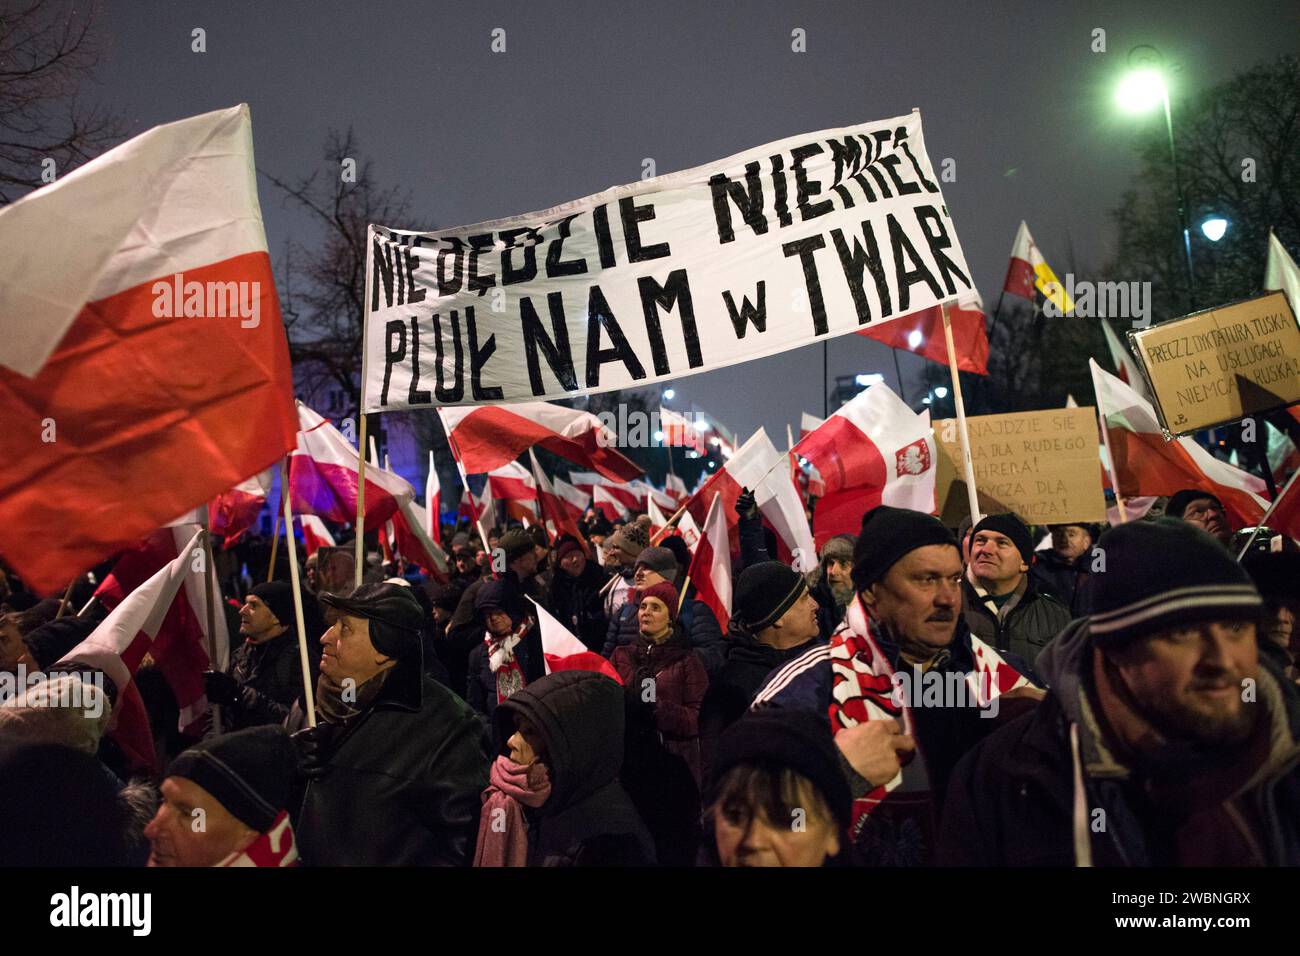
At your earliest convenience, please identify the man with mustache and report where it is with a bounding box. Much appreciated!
[940,519,1300,865]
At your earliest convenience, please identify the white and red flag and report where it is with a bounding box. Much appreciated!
[386,500,449,579]
[299,514,336,557]
[0,105,297,594]
[799,413,825,440]
[566,472,603,498]
[209,467,273,549]
[599,480,645,514]
[647,496,673,538]
[289,402,414,527]
[529,450,585,546]
[664,472,688,504]
[487,461,539,523]
[1265,230,1300,311]
[529,596,622,683]
[438,402,642,482]
[1002,220,1073,315]
[1100,319,1153,403]
[1090,360,1267,527]
[553,475,591,522]
[965,635,1034,707]
[857,294,990,375]
[792,383,936,547]
[685,493,733,632]
[593,484,631,523]
[67,528,205,770]
[425,450,442,546]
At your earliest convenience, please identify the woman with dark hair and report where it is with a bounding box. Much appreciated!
[704,709,853,867]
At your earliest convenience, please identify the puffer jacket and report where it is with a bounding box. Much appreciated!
[938,619,1300,866]
[602,591,725,677]
[288,656,492,866]
[1029,549,1095,616]
[493,670,655,866]
[962,575,1071,671]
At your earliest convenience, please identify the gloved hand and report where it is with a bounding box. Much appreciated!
[735,488,758,520]
[203,670,240,707]
[290,725,332,779]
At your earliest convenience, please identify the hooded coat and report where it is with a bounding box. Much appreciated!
[493,671,654,866]
[937,618,1300,866]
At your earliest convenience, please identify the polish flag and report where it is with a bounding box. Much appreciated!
[1263,468,1300,543]
[966,634,1033,707]
[528,597,622,683]
[0,105,298,594]
[686,493,732,632]
[299,514,336,558]
[664,472,688,504]
[1101,319,1152,402]
[424,451,442,545]
[857,294,990,375]
[567,472,603,498]
[553,475,591,522]
[600,480,645,513]
[593,485,631,522]
[290,402,415,527]
[529,450,585,546]
[1002,220,1073,315]
[799,414,828,498]
[209,468,273,549]
[676,509,703,553]
[438,402,643,482]
[640,481,679,513]
[799,413,825,440]
[66,529,204,771]
[388,499,449,578]
[660,407,707,454]
[647,496,672,538]
[1267,421,1300,487]
[793,384,936,547]
[1265,230,1300,311]
[684,429,816,568]
[487,461,539,523]
[1090,360,1267,527]
[94,524,230,742]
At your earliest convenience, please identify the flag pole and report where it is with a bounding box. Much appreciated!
[55,579,75,619]
[267,459,285,583]
[280,459,317,728]
[941,301,982,525]
[200,526,223,737]
[355,225,376,590]
[1097,406,1129,523]
[1236,466,1299,560]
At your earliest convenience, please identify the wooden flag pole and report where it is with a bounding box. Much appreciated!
[201,528,223,737]
[1097,406,1129,523]
[941,301,982,525]
[355,225,376,590]
[280,459,317,728]
[355,412,369,588]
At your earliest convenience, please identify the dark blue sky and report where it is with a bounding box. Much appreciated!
[97,0,1296,439]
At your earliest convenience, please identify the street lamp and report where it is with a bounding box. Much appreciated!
[663,388,675,401]
[1117,46,1195,308]
[1201,217,1228,242]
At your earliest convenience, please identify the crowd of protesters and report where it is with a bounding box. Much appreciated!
[1,483,1299,868]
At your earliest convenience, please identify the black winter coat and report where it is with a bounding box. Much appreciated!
[544,561,610,652]
[494,670,655,866]
[939,619,1300,866]
[466,621,545,723]
[226,630,313,731]
[962,575,1071,671]
[288,656,492,866]
[1028,549,1095,616]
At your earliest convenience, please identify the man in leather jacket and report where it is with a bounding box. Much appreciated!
[287,582,491,866]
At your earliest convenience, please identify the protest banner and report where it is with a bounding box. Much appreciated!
[362,111,974,410]
[934,406,1107,525]
[1128,290,1300,436]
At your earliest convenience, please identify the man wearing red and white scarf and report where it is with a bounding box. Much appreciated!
[145,726,299,867]
[751,505,1042,865]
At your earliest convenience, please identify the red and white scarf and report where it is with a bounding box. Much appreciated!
[216,810,299,867]
[486,620,531,704]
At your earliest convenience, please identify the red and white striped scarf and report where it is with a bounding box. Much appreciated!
[216,810,299,867]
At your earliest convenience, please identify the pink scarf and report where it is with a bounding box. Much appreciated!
[473,755,552,867]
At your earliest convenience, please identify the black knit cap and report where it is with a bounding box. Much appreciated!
[249,581,294,629]
[709,709,852,828]
[852,506,959,591]
[320,582,423,659]
[165,725,296,832]
[1166,488,1223,519]
[732,561,808,633]
[20,616,96,670]
[1090,519,1263,650]
[971,512,1034,565]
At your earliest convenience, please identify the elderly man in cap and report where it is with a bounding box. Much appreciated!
[145,725,300,867]
[940,519,1300,865]
[750,506,1042,865]
[444,528,541,648]
[205,581,320,732]
[288,582,491,866]
[1029,523,1100,616]
[601,544,725,676]
[1166,488,1234,546]
[963,512,1071,668]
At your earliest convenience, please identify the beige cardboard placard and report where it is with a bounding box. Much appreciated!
[934,406,1106,525]
[1129,290,1300,436]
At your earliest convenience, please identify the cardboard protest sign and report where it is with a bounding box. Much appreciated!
[934,407,1106,525]
[1129,290,1300,436]
[363,112,974,410]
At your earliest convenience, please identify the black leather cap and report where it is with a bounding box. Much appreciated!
[320,583,424,657]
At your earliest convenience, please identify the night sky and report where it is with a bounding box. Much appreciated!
[97,0,1296,439]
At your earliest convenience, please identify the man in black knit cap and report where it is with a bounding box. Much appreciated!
[1165,488,1234,546]
[940,519,1300,866]
[963,512,1071,667]
[145,725,300,866]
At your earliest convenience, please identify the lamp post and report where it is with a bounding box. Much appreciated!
[1117,46,1196,309]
